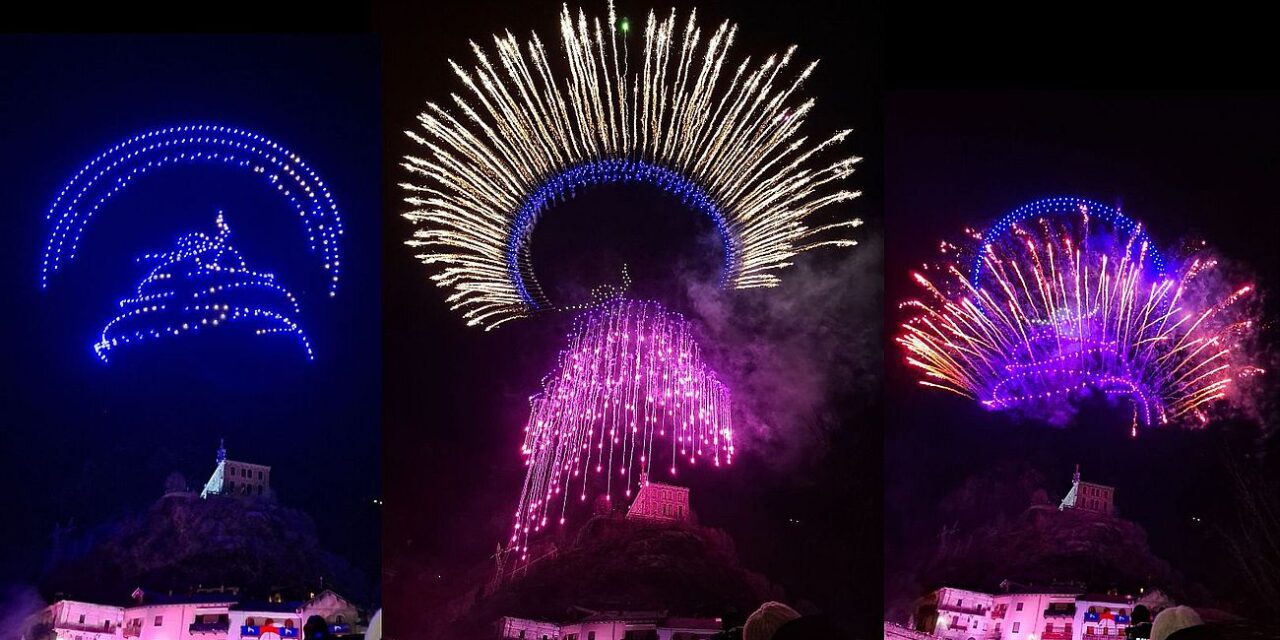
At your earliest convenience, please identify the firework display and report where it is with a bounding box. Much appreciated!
[401,1,862,330]
[897,197,1261,430]
[510,299,732,560]
[96,214,313,362]
[42,124,344,295]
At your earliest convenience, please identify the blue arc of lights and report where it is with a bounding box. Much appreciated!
[970,196,1166,288]
[42,124,343,295]
[96,214,314,363]
[507,159,735,310]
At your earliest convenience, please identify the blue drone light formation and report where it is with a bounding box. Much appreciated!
[509,160,732,310]
[970,196,1166,287]
[96,214,313,363]
[42,124,344,296]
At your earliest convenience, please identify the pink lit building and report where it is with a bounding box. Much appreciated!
[907,588,1138,640]
[625,475,691,524]
[23,590,363,640]
[498,611,721,640]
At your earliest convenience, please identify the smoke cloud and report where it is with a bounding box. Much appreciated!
[683,231,883,474]
[0,584,45,640]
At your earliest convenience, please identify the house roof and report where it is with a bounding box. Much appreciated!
[130,590,239,606]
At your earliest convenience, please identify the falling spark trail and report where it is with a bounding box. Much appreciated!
[509,299,731,560]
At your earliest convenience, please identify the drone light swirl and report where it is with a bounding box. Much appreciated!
[897,197,1262,431]
[510,299,732,560]
[96,214,313,362]
[401,1,862,330]
[42,124,344,295]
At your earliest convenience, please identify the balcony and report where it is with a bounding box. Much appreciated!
[242,625,301,638]
[189,621,231,634]
[1044,605,1077,618]
[123,624,142,638]
[55,623,117,634]
[939,603,987,616]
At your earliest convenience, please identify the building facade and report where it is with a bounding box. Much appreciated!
[909,588,1138,640]
[919,587,995,640]
[1058,465,1115,515]
[625,476,690,524]
[24,590,362,640]
[498,611,720,640]
[200,440,272,500]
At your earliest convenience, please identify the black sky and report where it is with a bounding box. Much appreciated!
[0,36,382,596]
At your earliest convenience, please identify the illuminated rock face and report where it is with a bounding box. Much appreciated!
[625,475,691,524]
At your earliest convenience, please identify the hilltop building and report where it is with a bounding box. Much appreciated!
[1058,465,1115,515]
[200,440,272,499]
[625,474,691,523]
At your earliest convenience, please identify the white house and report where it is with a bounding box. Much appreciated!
[24,589,364,640]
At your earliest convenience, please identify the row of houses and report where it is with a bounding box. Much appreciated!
[905,585,1172,640]
[498,610,722,640]
[23,588,364,640]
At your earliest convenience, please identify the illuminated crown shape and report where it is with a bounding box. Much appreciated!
[42,124,343,295]
[401,1,862,330]
[898,197,1261,430]
[95,214,313,362]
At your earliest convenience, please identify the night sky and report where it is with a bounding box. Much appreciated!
[377,0,882,636]
[0,36,382,596]
[884,91,1280,611]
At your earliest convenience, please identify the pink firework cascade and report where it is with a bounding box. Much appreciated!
[510,299,733,560]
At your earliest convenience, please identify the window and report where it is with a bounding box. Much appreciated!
[285,620,295,628]
[247,618,256,627]
[79,614,86,624]
[995,623,1001,633]
[957,598,963,607]
[258,471,264,479]
[154,616,163,627]
[104,621,111,631]
[589,632,596,640]
[1012,622,1020,633]
[518,631,525,639]
[1016,602,1024,611]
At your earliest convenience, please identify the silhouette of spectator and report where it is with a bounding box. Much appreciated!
[1126,604,1153,640]
[743,602,800,640]
[1151,606,1204,640]
[304,615,330,639]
